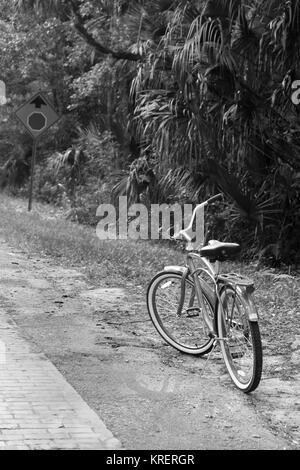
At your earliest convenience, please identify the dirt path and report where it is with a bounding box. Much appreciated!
[0,237,297,449]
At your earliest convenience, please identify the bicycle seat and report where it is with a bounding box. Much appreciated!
[200,240,241,262]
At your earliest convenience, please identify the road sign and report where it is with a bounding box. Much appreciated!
[15,91,60,139]
[14,92,60,211]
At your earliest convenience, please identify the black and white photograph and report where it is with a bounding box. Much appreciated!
[0,0,299,456]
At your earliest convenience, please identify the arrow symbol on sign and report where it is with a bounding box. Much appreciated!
[30,96,46,108]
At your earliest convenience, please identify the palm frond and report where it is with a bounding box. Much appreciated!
[15,0,65,14]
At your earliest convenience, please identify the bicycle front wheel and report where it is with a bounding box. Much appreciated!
[217,286,262,393]
[147,271,215,355]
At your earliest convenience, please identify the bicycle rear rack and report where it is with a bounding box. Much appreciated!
[217,272,254,288]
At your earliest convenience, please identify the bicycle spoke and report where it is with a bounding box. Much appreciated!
[147,272,215,355]
[218,286,262,392]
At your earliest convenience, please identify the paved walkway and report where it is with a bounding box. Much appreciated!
[0,310,122,450]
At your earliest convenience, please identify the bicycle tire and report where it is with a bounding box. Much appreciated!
[147,270,215,355]
[217,285,262,393]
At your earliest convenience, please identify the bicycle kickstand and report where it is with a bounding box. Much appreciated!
[199,338,219,380]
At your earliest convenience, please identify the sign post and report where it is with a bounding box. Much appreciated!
[15,92,60,211]
[28,139,38,212]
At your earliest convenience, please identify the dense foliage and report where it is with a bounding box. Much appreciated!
[0,0,299,264]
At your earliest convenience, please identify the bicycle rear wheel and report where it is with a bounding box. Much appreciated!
[147,270,215,355]
[217,286,262,393]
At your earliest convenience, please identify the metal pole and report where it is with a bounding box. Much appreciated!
[28,138,38,212]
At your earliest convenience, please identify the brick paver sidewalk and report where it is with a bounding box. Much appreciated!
[0,310,122,450]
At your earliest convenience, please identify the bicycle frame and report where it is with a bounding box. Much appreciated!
[186,252,218,334]
[164,248,259,340]
[165,252,219,335]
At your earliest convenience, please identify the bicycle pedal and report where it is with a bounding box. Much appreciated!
[186,308,200,317]
[231,351,245,359]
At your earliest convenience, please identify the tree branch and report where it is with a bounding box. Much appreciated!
[70,1,142,62]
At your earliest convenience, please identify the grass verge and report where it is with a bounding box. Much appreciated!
[0,194,186,288]
[0,193,299,368]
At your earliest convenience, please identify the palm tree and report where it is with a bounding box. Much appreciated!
[114,0,299,260]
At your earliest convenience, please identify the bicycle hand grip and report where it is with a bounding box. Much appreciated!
[173,230,191,242]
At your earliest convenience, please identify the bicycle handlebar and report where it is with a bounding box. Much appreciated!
[173,193,223,243]
[206,193,223,204]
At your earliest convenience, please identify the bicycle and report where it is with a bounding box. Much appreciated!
[147,194,263,393]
